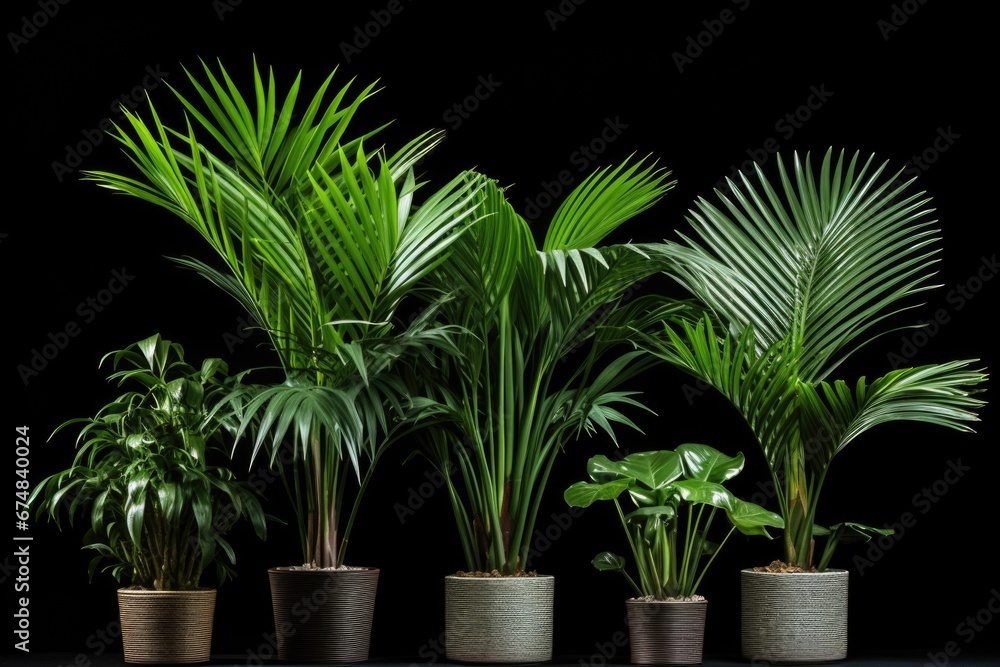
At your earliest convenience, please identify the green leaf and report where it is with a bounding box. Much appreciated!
[591,551,627,572]
[563,479,631,508]
[676,442,744,483]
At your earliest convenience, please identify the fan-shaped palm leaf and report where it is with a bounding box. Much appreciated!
[640,148,988,568]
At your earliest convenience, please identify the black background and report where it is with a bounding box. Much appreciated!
[5,1,997,664]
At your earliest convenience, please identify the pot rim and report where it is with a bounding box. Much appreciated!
[625,597,708,604]
[444,573,554,580]
[740,567,849,575]
[117,587,217,594]
[268,565,379,573]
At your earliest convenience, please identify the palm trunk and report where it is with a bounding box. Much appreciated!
[784,439,812,568]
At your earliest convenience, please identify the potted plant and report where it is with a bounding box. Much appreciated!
[27,333,267,664]
[564,443,783,665]
[401,156,698,662]
[637,148,989,662]
[81,58,485,663]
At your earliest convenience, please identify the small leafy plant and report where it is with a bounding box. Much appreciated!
[564,443,783,599]
[28,333,267,590]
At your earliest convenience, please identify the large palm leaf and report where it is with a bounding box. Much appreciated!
[83,58,485,567]
[640,148,988,568]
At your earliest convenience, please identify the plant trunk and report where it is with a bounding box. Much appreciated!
[785,440,812,568]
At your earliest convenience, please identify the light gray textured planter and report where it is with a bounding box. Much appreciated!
[626,598,707,665]
[445,574,554,663]
[741,568,849,663]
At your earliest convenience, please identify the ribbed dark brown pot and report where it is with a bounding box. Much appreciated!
[741,568,849,663]
[626,598,707,665]
[117,588,216,664]
[268,566,379,663]
[445,574,554,663]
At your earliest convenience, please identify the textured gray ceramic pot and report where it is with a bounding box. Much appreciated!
[741,568,849,663]
[268,567,379,663]
[444,574,554,663]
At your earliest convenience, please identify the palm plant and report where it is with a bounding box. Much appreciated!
[82,57,485,569]
[28,333,267,590]
[403,156,699,575]
[638,148,988,570]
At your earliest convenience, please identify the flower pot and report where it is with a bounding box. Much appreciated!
[740,568,849,663]
[117,587,216,664]
[444,574,554,663]
[268,566,379,663]
[626,598,707,665]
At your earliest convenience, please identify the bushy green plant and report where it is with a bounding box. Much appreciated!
[28,333,267,590]
[564,443,783,599]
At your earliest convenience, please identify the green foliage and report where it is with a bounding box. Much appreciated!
[28,334,267,590]
[565,443,782,599]
[402,155,701,574]
[640,148,989,569]
[82,57,485,568]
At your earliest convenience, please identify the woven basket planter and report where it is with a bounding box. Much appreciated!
[741,568,849,663]
[268,566,379,663]
[626,598,707,665]
[117,588,216,664]
[445,574,554,663]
